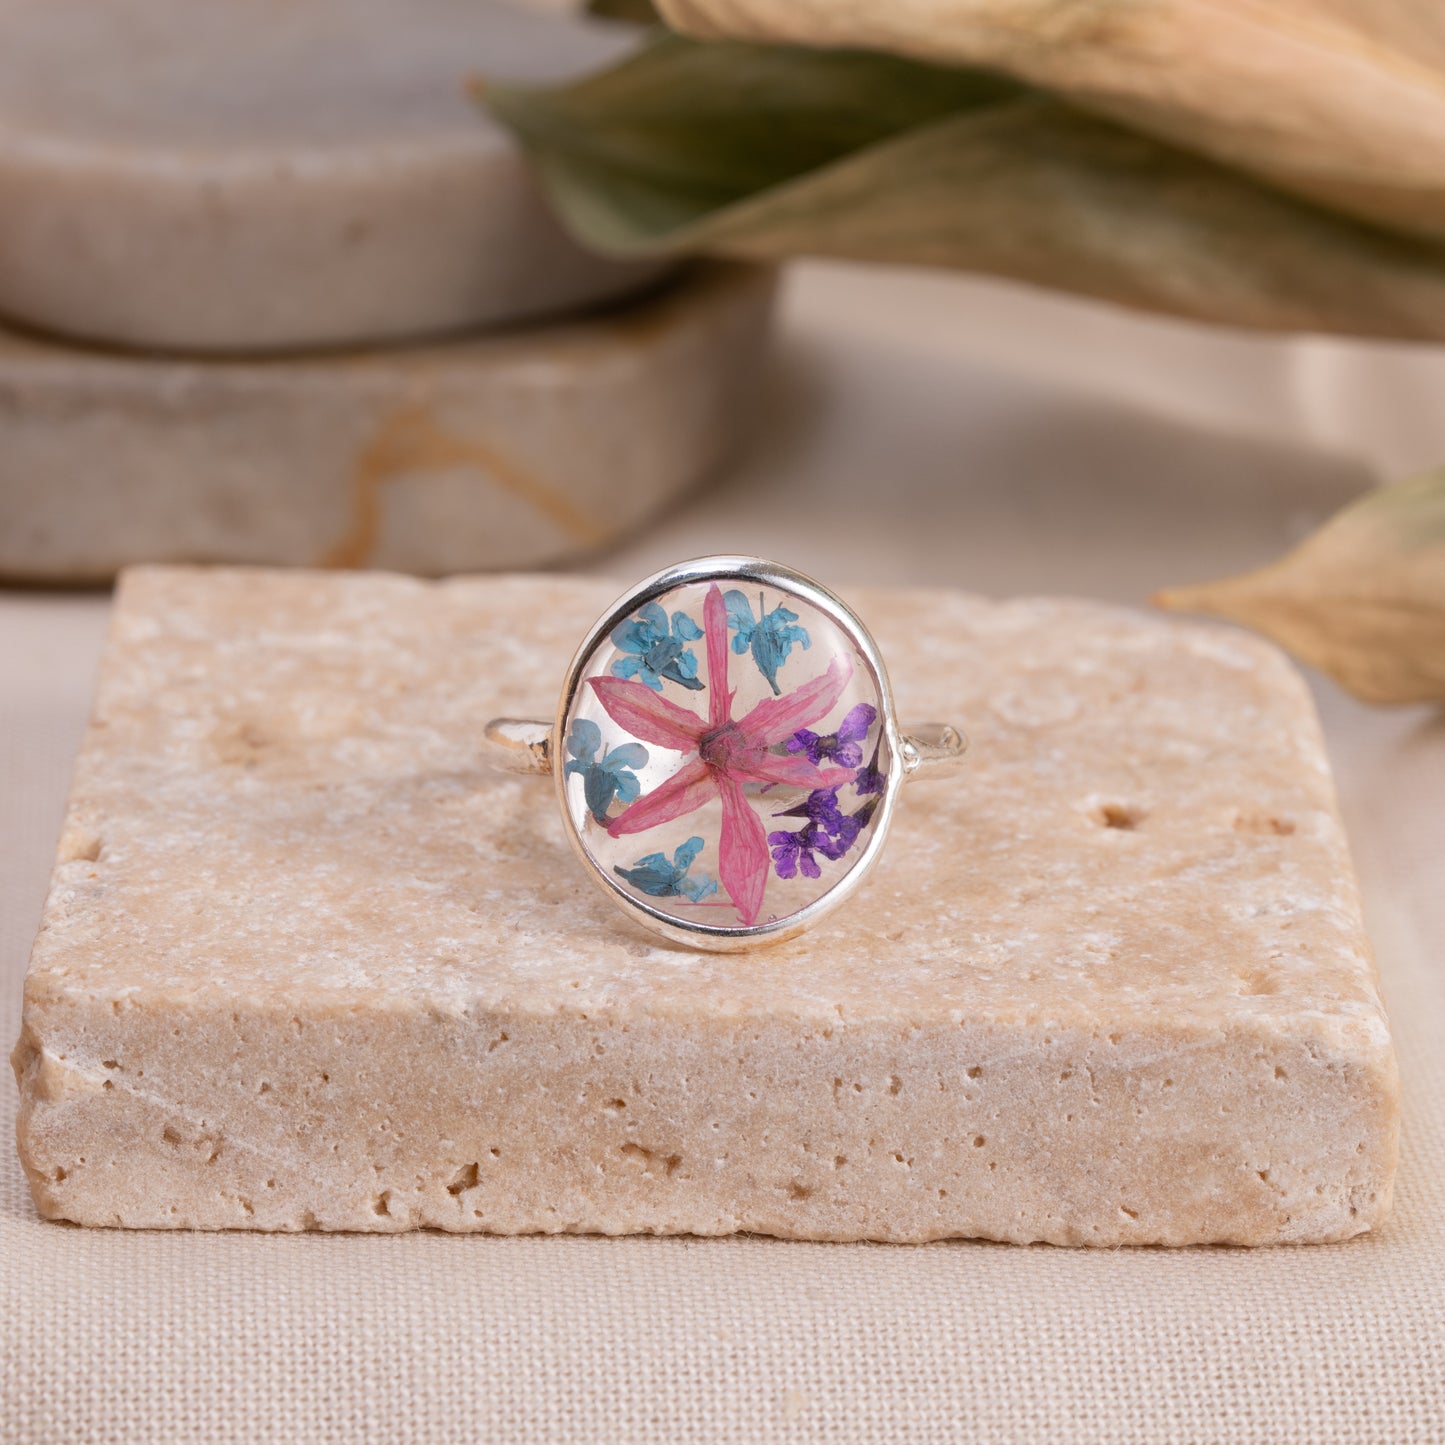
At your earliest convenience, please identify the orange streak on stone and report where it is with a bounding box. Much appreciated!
[320,404,609,570]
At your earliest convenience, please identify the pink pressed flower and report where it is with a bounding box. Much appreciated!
[588,583,856,925]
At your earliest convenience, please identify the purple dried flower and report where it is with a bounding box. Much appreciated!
[785,703,876,770]
[854,738,886,797]
[767,826,823,880]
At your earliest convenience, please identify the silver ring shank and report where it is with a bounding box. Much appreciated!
[483,718,553,776]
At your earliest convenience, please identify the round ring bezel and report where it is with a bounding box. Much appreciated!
[552,555,904,951]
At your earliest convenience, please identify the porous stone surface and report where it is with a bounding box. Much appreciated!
[0,0,662,352]
[0,263,773,581]
[11,567,1399,1245]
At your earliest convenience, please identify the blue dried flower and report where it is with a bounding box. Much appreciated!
[563,719,648,825]
[724,589,811,694]
[614,835,719,902]
[610,602,705,692]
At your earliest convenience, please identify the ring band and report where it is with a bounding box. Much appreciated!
[485,555,966,950]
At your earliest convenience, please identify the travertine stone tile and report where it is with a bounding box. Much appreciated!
[0,0,663,352]
[12,567,1399,1244]
[0,264,773,581]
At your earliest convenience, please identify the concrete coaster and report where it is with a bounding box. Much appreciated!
[12,567,1399,1245]
[0,263,774,582]
[0,0,662,352]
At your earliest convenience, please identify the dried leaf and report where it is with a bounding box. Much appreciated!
[586,0,661,25]
[482,36,1445,339]
[1156,472,1445,705]
[654,0,1445,244]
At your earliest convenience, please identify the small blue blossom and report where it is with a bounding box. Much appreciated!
[610,602,705,692]
[615,835,719,902]
[724,590,811,694]
[563,719,648,825]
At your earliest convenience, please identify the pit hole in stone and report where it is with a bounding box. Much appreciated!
[240,1199,255,1217]
[1119,1205,1139,1220]
[52,1167,67,1182]
[1257,1170,1270,1183]
[788,1182,812,1201]
[1238,973,1279,997]
[1093,802,1144,830]
[101,1059,119,1070]
[371,1192,392,1217]
[938,1189,948,1199]
[887,1075,902,1095]
[604,1099,627,1114]
[834,1155,847,1170]
[447,1163,479,1196]
[489,1147,500,1158]
[257,1081,271,1094]
[973,1136,986,1148]
[488,1032,510,1053]
[966,1066,982,1080]
[162,1126,182,1146]
[102,1080,113,1091]
[1234,811,1296,836]
[1274,1065,1288,1080]
[66,832,103,863]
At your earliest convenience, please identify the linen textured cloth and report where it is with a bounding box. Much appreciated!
[3,266,1443,1443]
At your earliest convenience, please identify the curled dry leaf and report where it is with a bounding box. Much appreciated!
[1155,472,1445,705]
[655,0,1445,244]
[481,35,1445,339]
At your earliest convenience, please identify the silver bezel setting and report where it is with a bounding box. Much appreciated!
[553,555,904,952]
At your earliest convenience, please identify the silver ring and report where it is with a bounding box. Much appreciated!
[485,555,966,951]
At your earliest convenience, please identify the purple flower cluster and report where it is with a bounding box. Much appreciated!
[769,704,885,880]
[785,703,875,769]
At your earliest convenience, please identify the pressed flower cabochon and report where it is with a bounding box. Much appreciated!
[554,556,907,948]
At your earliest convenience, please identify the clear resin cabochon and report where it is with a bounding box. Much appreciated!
[557,560,900,947]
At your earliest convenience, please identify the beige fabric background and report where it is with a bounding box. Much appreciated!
[3,264,1443,1443]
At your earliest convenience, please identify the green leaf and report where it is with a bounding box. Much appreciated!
[1156,471,1445,705]
[485,39,1021,244]
[586,0,661,25]
[481,36,1445,340]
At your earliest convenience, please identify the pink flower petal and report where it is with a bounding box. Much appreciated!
[727,751,857,791]
[715,772,770,927]
[703,583,732,730]
[606,758,716,837]
[736,654,854,747]
[588,676,707,751]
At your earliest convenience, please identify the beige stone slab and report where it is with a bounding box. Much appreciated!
[0,0,662,352]
[11,566,1399,1245]
[0,263,773,581]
